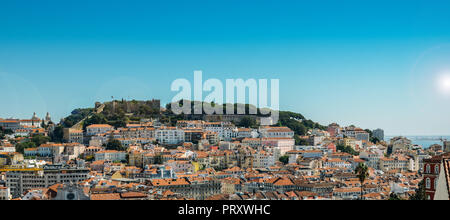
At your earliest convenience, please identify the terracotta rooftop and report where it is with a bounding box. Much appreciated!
[91,193,121,200]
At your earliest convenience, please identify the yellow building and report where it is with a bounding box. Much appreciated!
[0,152,24,166]
[191,161,200,172]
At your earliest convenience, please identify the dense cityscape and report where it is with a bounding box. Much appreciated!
[2,1,450,207]
[0,99,449,200]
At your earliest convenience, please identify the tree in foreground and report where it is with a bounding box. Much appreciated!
[355,163,369,200]
[389,193,403,200]
[410,180,427,200]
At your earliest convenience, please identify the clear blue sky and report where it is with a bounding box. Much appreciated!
[1,0,450,135]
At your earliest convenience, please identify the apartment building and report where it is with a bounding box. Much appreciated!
[0,119,20,131]
[86,124,114,136]
[359,151,381,169]
[118,127,155,139]
[63,128,84,143]
[149,177,221,200]
[0,186,11,200]
[234,128,256,138]
[434,158,450,200]
[372,129,384,141]
[176,120,204,129]
[262,137,295,156]
[327,123,340,137]
[5,164,90,197]
[155,127,185,145]
[95,150,127,162]
[354,131,370,142]
[204,122,235,141]
[259,126,294,138]
[253,150,275,168]
[423,152,450,200]
[379,155,413,172]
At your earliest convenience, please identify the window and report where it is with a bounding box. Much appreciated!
[435,165,439,174]
[435,178,438,189]
[426,164,431,174]
[426,178,431,189]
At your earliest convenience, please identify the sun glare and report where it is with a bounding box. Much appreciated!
[437,73,450,95]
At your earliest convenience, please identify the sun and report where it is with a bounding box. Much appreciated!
[437,73,450,95]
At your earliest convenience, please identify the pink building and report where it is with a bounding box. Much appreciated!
[262,137,295,155]
[327,123,340,137]
[327,143,337,153]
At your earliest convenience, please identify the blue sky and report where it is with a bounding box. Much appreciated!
[1,0,450,135]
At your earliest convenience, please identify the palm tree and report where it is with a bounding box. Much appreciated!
[355,163,369,200]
